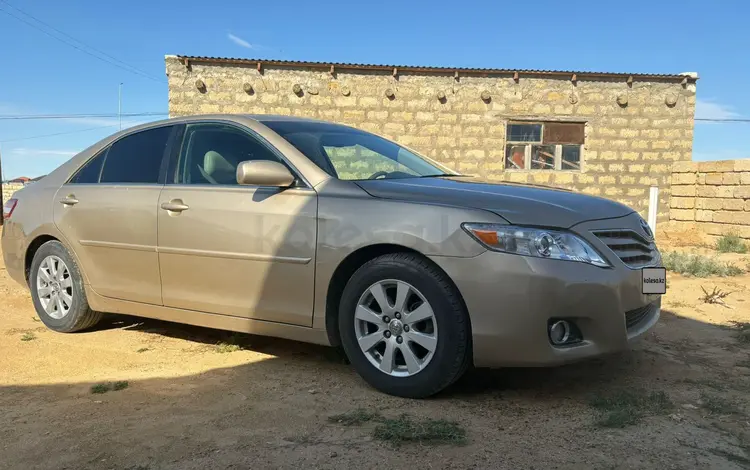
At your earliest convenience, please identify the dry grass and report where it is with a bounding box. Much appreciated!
[700,286,732,306]
[589,389,673,428]
[680,377,727,392]
[700,392,743,416]
[730,322,750,345]
[715,233,748,254]
[373,414,467,446]
[90,381,129,394]
[328,408,382,426]
[214,333,250,353]
[20,332,36,342]
[662,252,743,277]
[328,409,467,446]
[214,343,242,353]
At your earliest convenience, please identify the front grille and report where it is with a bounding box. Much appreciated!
[593,230,657,268]
[625,302,657,329]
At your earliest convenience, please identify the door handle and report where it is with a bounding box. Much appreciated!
[161,200,189,212]
[60,195,79,206]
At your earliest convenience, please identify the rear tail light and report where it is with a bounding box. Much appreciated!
[2,198,18,220]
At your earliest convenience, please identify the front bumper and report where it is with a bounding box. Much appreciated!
[429,241,661,368]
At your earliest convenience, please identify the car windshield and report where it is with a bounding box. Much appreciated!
[262,120,452,180]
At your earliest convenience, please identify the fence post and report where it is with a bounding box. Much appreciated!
[0,148,4,226]
[647,186,659,235]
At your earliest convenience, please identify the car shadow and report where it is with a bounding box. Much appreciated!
[3,308,748,469]
[90,313,350,363]
[80,307,740,402]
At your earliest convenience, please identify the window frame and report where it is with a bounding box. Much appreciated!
[167,120,311,189]
[65,124,178,185]
[505,121,585,172]
[67,147,109,184]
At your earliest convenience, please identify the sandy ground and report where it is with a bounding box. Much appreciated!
[1,246,750,470]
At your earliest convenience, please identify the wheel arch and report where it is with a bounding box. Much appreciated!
[324,243,470,348]
[24,234,60,284]
[21,217,89,283]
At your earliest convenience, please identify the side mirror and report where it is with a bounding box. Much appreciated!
[236,160,295,187]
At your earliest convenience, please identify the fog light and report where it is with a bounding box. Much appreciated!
[549,320,571,345]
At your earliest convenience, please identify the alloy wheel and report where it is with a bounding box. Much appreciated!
[354,279,438,377]
[37,255,73,319]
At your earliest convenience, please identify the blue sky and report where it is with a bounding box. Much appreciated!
[0,0,747,179]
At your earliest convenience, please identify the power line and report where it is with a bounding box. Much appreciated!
[0,0,164,83]
[695,118,750,123]
[0,3,163,83]
[0,125,118,143]
[0,112,167,121]
[0,0,165,83]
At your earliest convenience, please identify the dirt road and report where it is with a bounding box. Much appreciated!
[1,250,749,469]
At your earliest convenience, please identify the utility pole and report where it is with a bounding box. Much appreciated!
[118,82,123,131]
[0,146,4,226]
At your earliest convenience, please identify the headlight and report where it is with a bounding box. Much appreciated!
[462,223,610,267]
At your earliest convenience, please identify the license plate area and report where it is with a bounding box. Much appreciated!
[642,267,666,294]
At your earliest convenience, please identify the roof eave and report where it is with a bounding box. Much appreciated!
[171,55,698,82]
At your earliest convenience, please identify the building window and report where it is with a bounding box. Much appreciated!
[505,122,584,171]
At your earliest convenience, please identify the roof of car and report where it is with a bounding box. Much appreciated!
[141,114,331,126]
[248,114,326,123]
[115,114,330,133]
[105,114,360,148]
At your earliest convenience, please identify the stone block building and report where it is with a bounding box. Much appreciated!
[1,182,24,204]
[668,160,750,241]
[166,55,698,222]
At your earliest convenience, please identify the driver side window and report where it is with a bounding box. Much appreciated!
[323,145,418,180]
[177,123,282,185]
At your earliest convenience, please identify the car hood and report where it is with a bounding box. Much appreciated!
[355,177,635,228]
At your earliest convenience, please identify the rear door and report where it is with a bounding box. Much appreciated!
[157,122,317,326]
[53,125,175,305]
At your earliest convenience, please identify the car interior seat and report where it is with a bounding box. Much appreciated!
[202,150,237,185]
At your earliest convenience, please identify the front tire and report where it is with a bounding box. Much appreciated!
[30,240,102,332]
[339,253,470,398]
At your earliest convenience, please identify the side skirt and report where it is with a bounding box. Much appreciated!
[85,286,332,346]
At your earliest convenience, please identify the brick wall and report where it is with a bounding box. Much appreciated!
[669,160,750,240]
[1,183,23,224]
[1,183,23,204]
[166,56,697,222]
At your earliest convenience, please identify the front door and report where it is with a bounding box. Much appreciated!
[53,125,174,305]
[157,122,317,326]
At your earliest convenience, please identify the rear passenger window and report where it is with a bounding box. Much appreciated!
[99,126,172,184]
[70,149,107,184]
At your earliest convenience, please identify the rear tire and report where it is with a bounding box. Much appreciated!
[29,240,102,332]
[339,253,470,398]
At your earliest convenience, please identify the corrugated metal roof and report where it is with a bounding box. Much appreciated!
[171,55,698,81]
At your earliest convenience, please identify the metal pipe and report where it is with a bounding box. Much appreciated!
[0,146,4,226]
[118,83,123,131]
[648,186,659,235]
